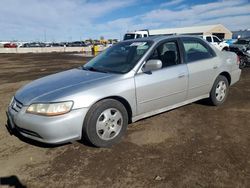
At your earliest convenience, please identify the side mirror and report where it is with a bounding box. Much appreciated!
[143,59,162,72]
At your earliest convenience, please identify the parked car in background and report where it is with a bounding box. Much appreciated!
[17,42,28,48]
[6,36,241,147]
[45,43,63,47]
[84,41,92,46]
[106,39,119,47]
[229,37,250,68]
[67,41,87,47]
[225,39,237,45]
[59,42,68,47]
[19,43,29,48]
[201,35,229,51]
[4,43,17,48]
[20,42,46,48]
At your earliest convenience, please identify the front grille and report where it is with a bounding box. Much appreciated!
[11,98,23,112]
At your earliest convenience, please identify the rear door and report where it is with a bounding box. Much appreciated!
[135,39,188,115]
[181,37,217,99]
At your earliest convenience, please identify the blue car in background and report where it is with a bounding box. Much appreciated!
[225,39,237,45]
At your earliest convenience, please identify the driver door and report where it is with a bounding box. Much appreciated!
[134,40,188,115]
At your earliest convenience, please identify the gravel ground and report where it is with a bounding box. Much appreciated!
[0,53,249,188]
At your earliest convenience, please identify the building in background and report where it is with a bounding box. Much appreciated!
[124,24,233,40]
[149,24,232,39]
[232,30,250,39]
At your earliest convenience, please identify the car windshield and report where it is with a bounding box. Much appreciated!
[83,41,152,74]
[235,40,249,44]
[124,34,136,40]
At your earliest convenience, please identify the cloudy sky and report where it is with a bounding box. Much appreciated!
[0,0,250,41]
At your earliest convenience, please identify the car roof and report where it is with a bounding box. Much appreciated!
[122,35,203,43]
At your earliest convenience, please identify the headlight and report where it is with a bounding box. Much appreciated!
[26,101,73,116]
[9,97,14,107]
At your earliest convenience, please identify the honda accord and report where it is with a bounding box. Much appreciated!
[6,36,241,147]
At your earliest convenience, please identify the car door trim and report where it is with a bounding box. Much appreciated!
[138,89,187,104]
[189,83,210,90]
[132,94,209,122]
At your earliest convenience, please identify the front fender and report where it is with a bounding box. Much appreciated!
[60,77,137,116]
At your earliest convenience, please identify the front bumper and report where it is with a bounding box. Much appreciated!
[6,104,89,144]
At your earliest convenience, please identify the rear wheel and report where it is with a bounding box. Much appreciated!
[209,75,229,106]
[82,99,128,147]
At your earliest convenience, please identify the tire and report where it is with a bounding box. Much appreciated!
[222,47,228,51]
[209,75,229,106]
[82,99,128,147]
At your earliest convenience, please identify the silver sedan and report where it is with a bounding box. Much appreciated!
[6,36,241,147]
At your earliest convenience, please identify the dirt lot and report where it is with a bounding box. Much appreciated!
[0,53,249,188]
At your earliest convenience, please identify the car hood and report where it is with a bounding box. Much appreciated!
[15,68,114,105]
[230,44,247,50]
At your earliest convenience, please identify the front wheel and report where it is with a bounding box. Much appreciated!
[209,75,229,106]
[82,99,128,147]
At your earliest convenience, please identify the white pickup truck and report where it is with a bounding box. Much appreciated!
[201,35,229,51]
[123,30,229,51]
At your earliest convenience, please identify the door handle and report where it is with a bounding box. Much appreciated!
[213,65,218,69]
[178,73,185,78]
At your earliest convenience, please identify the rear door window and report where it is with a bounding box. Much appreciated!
[182,38,215,62]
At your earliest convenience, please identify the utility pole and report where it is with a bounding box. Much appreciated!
[44,29,47,43]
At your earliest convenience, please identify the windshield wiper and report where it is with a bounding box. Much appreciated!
[82,66,108,73]
[81,66,90,71]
